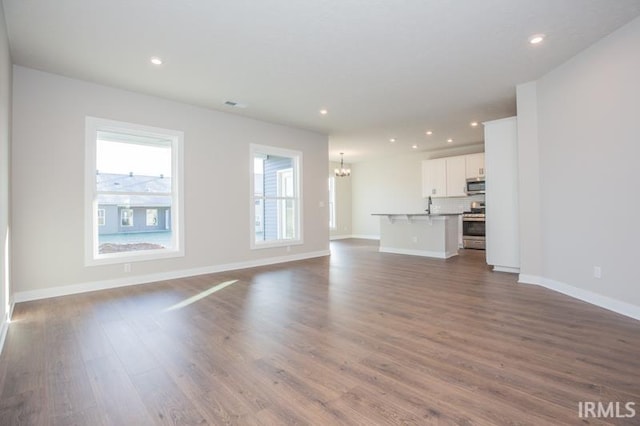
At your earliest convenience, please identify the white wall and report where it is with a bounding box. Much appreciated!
[11,66,329,297]
[0,3,12,348]
[351,154,424,238]
[329,161,352,238]
[520,16,640,311]
[351,145,483,238]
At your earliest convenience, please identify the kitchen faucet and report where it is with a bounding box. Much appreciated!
[426,196,432,214]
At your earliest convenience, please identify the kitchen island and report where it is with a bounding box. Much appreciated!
[372,213,460,259]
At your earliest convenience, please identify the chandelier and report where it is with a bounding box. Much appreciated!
[334,152,351,177]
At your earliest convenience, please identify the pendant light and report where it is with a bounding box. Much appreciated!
[334,153,351,177]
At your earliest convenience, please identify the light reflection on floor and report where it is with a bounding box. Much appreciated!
[165,279,239,311]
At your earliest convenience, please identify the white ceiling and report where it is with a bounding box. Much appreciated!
[4,0,640,162]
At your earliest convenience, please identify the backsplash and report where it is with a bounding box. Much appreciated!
[427,194,485,214]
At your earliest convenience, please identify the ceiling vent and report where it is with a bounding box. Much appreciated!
[224,100,247,108]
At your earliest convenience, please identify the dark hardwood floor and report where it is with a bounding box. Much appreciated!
[1,239,639,425]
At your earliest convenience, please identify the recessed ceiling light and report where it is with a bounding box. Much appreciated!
[470,121,478,127]
[447,138,453,143]
[528,34,545,45]
[426,130,433,135]
[319,109,328,115]
[412,144,418,149]
[150,57,163,65]
[390,138,396,143]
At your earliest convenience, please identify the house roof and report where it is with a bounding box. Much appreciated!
[97,173,172,207]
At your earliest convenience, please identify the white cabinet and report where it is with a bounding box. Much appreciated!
[421,158,446,197]
[446,156,467,197]
[484,117,519,273]
[422,155,475,198]
[466,153,485,179]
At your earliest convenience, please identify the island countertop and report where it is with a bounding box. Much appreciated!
[371,212,461,217]
[372,213,460,258]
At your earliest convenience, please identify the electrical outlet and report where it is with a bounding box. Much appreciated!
[593,266,602,279]
[411,236,418,243]
[124,263,131,273]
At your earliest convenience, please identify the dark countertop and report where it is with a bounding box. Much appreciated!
[371,213,461,216]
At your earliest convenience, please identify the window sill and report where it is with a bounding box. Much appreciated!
[85,247,184,267]
[251,239,303,250]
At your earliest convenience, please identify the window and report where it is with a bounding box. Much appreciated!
[146,209,158,226]
[121,209,134,227]
[328,176,336,230]
[85,117,184,265]
[250,144,302,248]
[97,209,106,226]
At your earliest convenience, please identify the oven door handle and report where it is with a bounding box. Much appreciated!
[463,217,486,222]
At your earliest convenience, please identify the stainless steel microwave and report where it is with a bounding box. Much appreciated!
[465,178,485,195]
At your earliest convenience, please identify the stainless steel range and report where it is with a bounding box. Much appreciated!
[462,204,486,250]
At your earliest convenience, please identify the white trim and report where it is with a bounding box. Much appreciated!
[13,250,330,304]
[350,234,380,240]
[518,274,640,321]
[329,234,352,240]
[250,144,303,250]
[0,302,15,355]
[518,274,544,285]
[328,176,336,230]
[379,247,458,259]
[493,265,520,274]
[85,117,185,266]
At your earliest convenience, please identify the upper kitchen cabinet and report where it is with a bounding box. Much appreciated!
[422,155,467,198]
[446,155,467,197]
[422,158,446,197]
[466,153,485,179]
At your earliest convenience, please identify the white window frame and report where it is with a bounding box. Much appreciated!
[85,117,184,266]
[328,176,336,230]
[250,144,303,249]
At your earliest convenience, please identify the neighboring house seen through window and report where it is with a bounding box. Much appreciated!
[146,209,158,226]
[121,209,134,227]
[85,117,184,265]
[97,209,106,226]
[251,144,302,248]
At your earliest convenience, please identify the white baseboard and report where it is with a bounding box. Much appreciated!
[519,274,640,321]
[493,265,520,274]
[329,235,353,241]
[350,234,380,240]
[379,247,457,259]
[13,250,331,304]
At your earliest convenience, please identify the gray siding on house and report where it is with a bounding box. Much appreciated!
[98,206,171,235]
[262,155,292,241]
[96,172,172,235]
[118,207,170,233]
[98,205,119,234]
